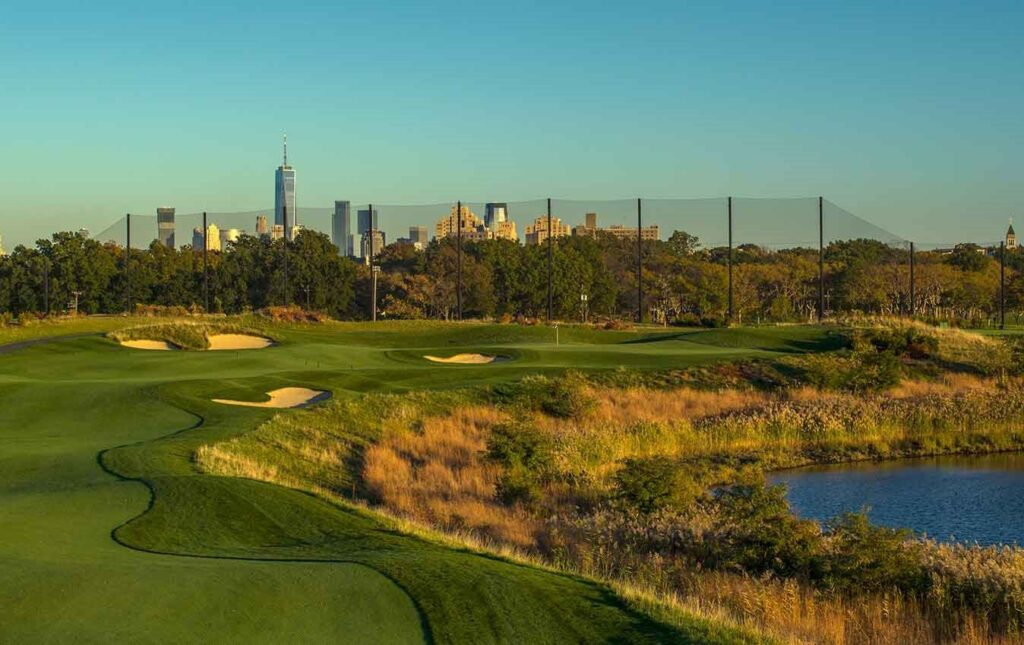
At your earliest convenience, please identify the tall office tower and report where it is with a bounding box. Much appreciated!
[585,212,597,229]
[409,226,429,247]
[332,201,352,256]
[357,207,379,236]
[206,224,222,251]
[274,135,297,239]
[156,207,175,248]
[360,229,385,263]
[256,215,269,237]
[270,224,285,240]
[192,227,204,249]
[485,203,508,230]
[219,228,242,247]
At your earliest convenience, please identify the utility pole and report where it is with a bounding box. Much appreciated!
[369,204,377,321]
[126,213,132,314]
[636,198,643,323]
[303,285,311,311]
[727,197,733,322]
[547,198,553,322]
[818,196,825,322]
[203,212,209,313]
[71,291,82,317]
[456,200,463,321]
[43,259,50,316]
[283,203,290,306]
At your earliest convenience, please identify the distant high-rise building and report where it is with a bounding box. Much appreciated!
[333,201,352,255]
[585,212,597,229]
[157,207,175,249]
[219,228,242,247]
[274,135,297,239]
[360,229,385,263]
[409,226,429,248]
[191,227,204,250]
[0,235,5,257]
[1007,220,1017,250]
[571,212,658,241]
[206,224,221,251]
[525,215,571,245]
[270,224,285,241]
[357,208,379,236]
[78,228,90,239]
[485,203,508,230]
[436,204,488,240]
[256,215,269,237]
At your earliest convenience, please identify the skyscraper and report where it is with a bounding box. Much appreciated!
[157,207,175,248]
[333,201,352,256]
[357,207,378,236]
[256,215,269,237]
[485,203,508,230]
[410,226,429,248]
[274,135,297,239]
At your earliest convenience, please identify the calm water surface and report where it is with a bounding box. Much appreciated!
[768,453,1024,546]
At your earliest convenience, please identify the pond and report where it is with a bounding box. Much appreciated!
[768,453,1024,546]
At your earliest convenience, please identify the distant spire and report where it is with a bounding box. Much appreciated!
[283,133,288,167]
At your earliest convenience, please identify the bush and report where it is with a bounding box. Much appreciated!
[613,457,697,513]
[709,482,823,579]
[487,419,554,505]
[823,512,927,594]
[494,373,595,420]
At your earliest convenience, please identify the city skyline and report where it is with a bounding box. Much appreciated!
[1,2,1021,249]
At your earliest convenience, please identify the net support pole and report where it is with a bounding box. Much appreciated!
[1000,241,1006,330]
[370,203,377,322]
[547,198,553,322]
[125,213,131,315]
[818,196,824,322]
[456,200,463,321]
[637,198,643,324]
[203,211,209,313]
[727,197,733,322]
[43,260,49,316]
[909,242,916,317]
[283,204,290,307]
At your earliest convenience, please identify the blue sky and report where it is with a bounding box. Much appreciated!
[1,1,1021,247]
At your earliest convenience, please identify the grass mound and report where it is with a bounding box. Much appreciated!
[109,322,273,351]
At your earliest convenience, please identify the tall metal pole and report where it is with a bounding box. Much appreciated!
[456,200,463,321]
[203,212,209,313]
[1000,241,1006,330]
[636,198,643,324]
[727,197,734,322]
[547,198,553,322]
[909,242,916,317]
[283,203,290,306]
[126,213,132,314]
[818,196,825,322]
[370,203,377,322]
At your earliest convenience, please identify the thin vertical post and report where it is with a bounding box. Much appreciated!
[202,212,209,313]
[43,260,49,316]
[547,198,553,322]
[727,197,734,322]
[283,204,290,306]
[370,203,377,322]
[1000,241,1006,330]
[909,242,916,317]
[636,198,643,323]
[126,213,132,314]
[818,196,825,322]
[456,200,463,321]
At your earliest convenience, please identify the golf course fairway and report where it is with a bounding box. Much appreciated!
[0,319,835,643]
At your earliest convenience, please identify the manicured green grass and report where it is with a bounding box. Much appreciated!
[0,318,824,643]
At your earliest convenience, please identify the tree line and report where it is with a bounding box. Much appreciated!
[0,229,1018,325]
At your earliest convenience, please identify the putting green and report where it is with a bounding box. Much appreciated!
[0,319,826,643]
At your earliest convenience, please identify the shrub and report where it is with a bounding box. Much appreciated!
[487,419,554,505]
[613,457,696,513]
[494,372,595,420]
[822,512,927,594]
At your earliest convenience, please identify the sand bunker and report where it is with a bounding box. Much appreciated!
[120,340,175,351]
[212,387,330,409]
[207,334,273,350]
[424,353,508,364]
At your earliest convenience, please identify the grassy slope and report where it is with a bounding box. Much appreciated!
[0,318,828,643]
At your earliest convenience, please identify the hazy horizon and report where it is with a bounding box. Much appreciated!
[2,1,1021,249]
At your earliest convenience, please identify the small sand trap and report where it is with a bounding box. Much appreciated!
[207,334,273,350]
[424,353,508,364]
[212,387,330,409]
[121,340,176,351]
